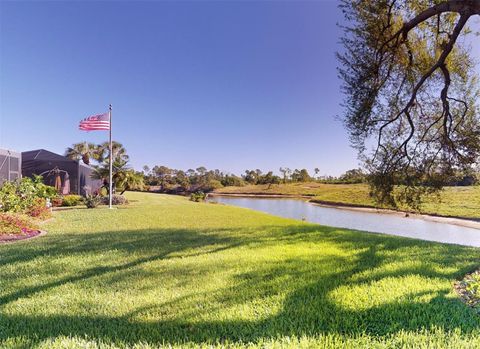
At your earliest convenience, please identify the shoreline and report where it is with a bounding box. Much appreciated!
[209,193,313,199]
[209,192,480,230]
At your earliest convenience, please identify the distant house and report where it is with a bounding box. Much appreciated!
[0,148,22,184]
[22,149,102,195]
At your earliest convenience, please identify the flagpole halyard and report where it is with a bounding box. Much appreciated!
[109,104,113,209]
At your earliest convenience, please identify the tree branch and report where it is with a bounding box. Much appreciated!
[375,13,470,168]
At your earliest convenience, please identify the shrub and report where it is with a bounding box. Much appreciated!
[62,195,83,207]
[0,181,23,212]
[190,191,206,202]
[26,197,51,220]
[196,179,223,193]
[85,194,101,208]
[0,176,56,215]
[221,175,245,187]
[32,175,58,199]
[98,187,108,197]
[0,213,39,235]
[102,194,128,206]
[51,197,63,207]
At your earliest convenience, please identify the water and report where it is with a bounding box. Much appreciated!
[208,196,480,247]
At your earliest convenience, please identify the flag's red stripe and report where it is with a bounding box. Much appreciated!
[79,126,110,130]
[78,111,110,131]
[79,124,110,127]
[79,125,110,130]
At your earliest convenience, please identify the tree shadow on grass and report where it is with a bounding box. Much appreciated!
[1,223,480,346]
[0,227,234,267]
[0,227,252,306]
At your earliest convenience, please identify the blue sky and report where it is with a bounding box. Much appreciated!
[1,1,478,176]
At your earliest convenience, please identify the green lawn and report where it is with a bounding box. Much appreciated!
[215,182,480,219]
[1,192,480,348]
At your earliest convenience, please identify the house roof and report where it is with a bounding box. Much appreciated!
[0,148,21,157]
[22,149,76,163]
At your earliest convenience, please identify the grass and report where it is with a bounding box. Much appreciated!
[1,191,480,348]
[215,182,480,219]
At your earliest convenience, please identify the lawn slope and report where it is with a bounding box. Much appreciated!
[1,192,479,348]
[215,182,480,219]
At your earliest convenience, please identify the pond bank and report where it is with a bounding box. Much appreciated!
[208,193,480,231]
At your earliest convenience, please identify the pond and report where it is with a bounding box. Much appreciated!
[208,196,480,247]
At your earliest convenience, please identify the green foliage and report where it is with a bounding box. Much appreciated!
[337,0,480,209]
[202,179,223,192]
[116,170,144,195]
[66,141,133,197]
[151,165,173,190]
[0,192,479,348]
[84,194,101,209]
[368,170,445,211]
[91,153,135,196]
[98,187,108,197]
[243,169,262,184]
[221,175,245,187]
[276,168,313,184]
[143,165,430,194]
[61,195,83,207]
[457,270,480,309]
[96,141,129,164]
[190,191,206,202]
[145,166,238,194]
[32,175,58,199]
[256,171,281,187]
[291,168,311,182]
[0,182,25,213]
[465,274,480,301]
[64,142,98,165]
[66,141,129,167]
[339,169,366,184]
[0,176,56,214]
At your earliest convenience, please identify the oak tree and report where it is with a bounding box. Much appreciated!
[338,0,480,207]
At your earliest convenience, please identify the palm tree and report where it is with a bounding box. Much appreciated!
[65,142,98,165]
[91,157,130,193]
[96,141,129,164]
[117,170,145,195]
[92,159,144,195]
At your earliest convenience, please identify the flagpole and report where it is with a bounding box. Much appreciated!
[109,104,113,209]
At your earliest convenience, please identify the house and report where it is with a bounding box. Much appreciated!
[22,149,102,195]
[0,148,22,184]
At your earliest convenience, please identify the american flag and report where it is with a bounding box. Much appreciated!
[79,112,110,131]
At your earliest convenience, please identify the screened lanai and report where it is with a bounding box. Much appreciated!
[21,149,102,195]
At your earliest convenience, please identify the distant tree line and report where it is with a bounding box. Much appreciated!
[64,142,479,198]
[143,164,479,194]
[142,166,372,194]
[142,166,231,194]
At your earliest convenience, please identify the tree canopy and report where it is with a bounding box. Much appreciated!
[338,0,480,206]
[65,141,141,195]
[64,142,98,165]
